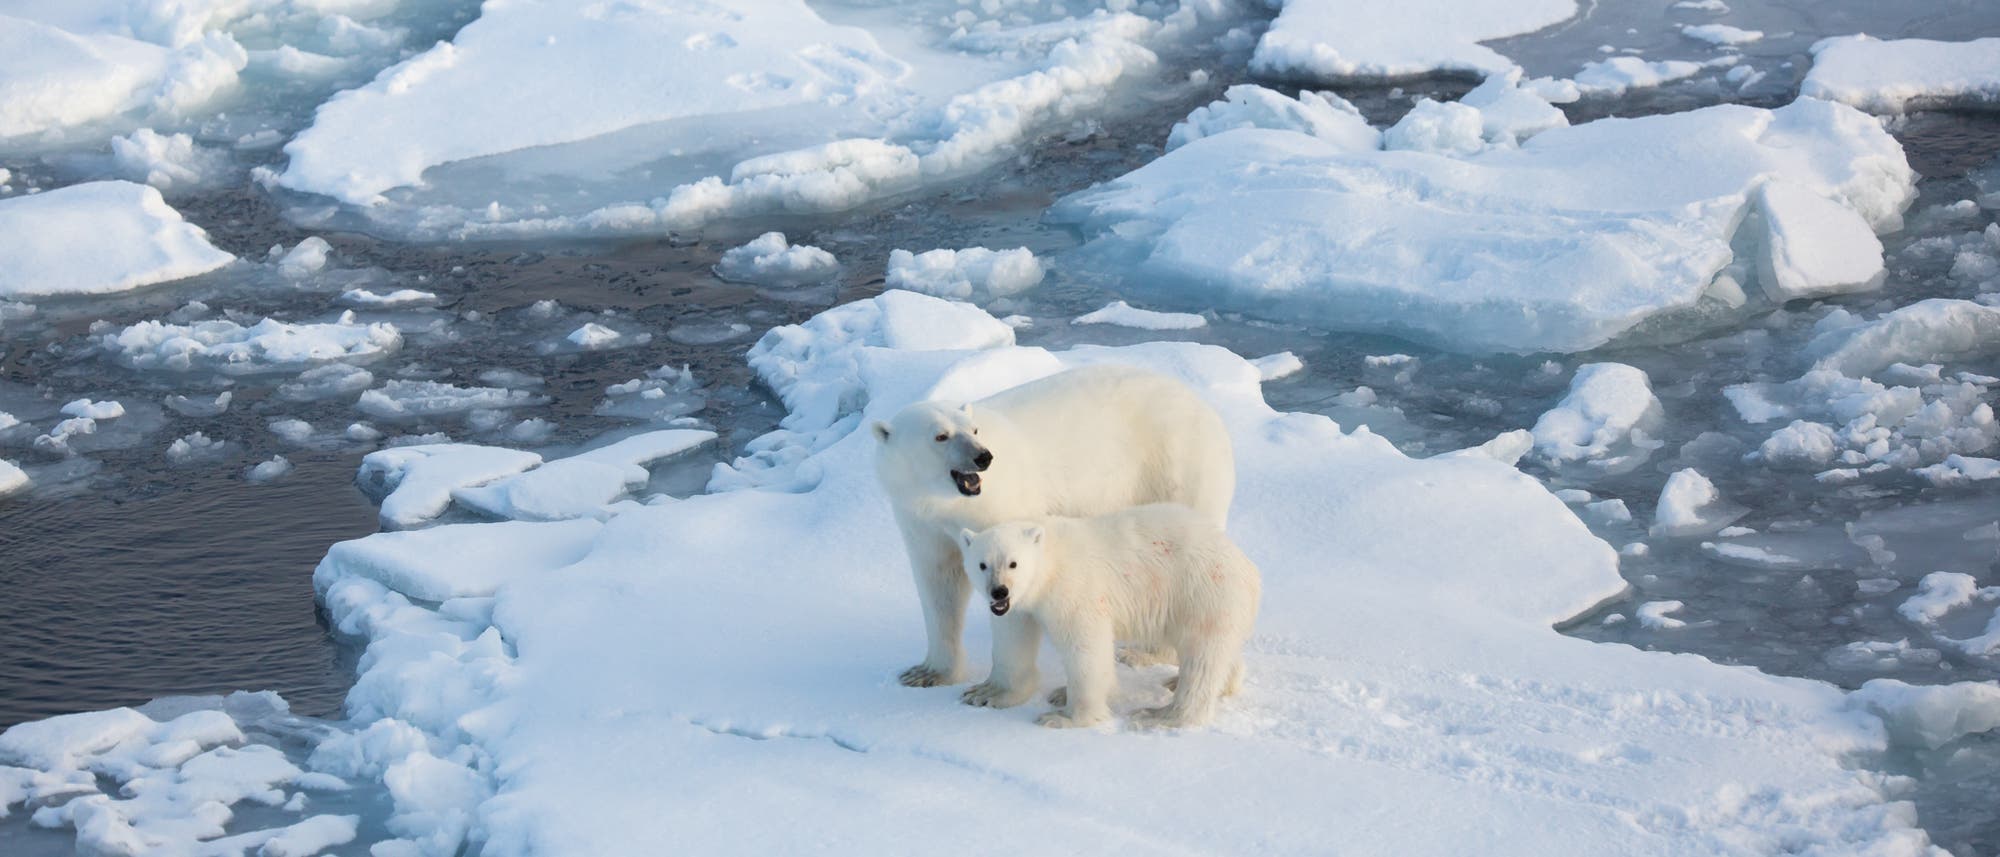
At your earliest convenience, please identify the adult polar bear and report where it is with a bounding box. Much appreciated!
[872,363,1234,707]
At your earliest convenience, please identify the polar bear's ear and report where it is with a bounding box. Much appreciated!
[959,528,975,547]
[871,421,891,442]
[958,402,972,414]
[1023,526,1043,545]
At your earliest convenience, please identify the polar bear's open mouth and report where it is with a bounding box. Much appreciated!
[951,470,981,496]
[989,596,1009,616]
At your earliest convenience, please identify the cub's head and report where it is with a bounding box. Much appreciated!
[959,523,1046,617]
[872,400,994,497]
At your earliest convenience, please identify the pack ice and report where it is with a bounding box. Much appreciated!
[1804,35,2000,113]
[0,181,232,298]
[1251,0,1577,80]
[298,291,1941,855]
[1052,97,1914,353]
[273,0,1178,237]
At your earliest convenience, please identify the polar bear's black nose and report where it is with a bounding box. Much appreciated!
[973,449,993,470]
[990,585,1008,600]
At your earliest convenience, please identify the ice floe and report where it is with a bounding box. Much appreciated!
[1804,35,2000,113]
[102,312,401,374]
[1167,84,1379,153]
[357,443,543,528]
[452,429,715,522]
[1052,98,1914,353]
[1530,363,1664,470]
[884,247,1045,301]
[356,380,547,423]
[298,291,1944,855]
[1569,57,1705,97]
[0,181,232,298]
[713,232,840,288]
[1250,0,1577,80]
[1072,300,1206,330]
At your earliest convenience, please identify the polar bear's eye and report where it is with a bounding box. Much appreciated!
[978,562,987,570]
[1008,561,1017,569]
[934,433,948,442]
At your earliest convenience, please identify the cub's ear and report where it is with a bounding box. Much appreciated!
[871,421,891,442]
[1024,526,1043,544]
[959,528,975,547]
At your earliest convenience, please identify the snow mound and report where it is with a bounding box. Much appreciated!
[0,459,28,497]
[1804,35,2000,113]
[714,232,840,288]
[0,181,232,298]
[101,312,400,374]
[885,247,1044,301]
[1250,0,1577,80]
[308,290,1942,855]
[1530,363,1664,469]
[1652,467,1746,537]
[1168,84,1379,153]
[1050,98,1914,353]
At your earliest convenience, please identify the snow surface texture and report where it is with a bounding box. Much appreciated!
[275,1,1175,236]
[0,692,359,856]
[1803,35,2000,113]
[884,247,1044,300]
[1251,0,1577,80]
[304,291,1941,855]
[1051,98,1915,353]
[0,181,232,298]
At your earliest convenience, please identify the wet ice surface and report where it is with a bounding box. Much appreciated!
[3,0,2000,854]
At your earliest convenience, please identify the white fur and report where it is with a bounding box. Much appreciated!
[872,364,1235,705]
[961,504,1261,728]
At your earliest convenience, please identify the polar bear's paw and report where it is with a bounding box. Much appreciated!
[1128,705,1210,730]
[899,664,964,687]
[961,681,1036,708]
[1036,709,1108,729]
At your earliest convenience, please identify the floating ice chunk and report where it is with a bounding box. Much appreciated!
[1898,572,1991,624]
[278,1,910,206]
[245,456,292,483]
[1531,363,1664,468]
[1441,429,1535,466]
[1824,639,1942,672]
[0,16,246,140]
[357,380,547,422]
[61,398,124,420]
[1756,420,1840,467]
[257,814,360,857]
[1051,99,1914,353]
[453,429,716,522]
[1072,301,1206,330]
[1636,600,1688,629]
[1701,540,1808,569]
[1914,454,2000,486]
[0,458,27,497]
[276,237,332,277]
[0,707,157,770]
[1755,181,1886,301]
[597,365,705,422]
[359,443,543,528]
[1250,0,1577,80]
[278,364,375,402]
[1803,35,2000,113]
[1651,468,1744,537]
[110,129,223,191]
[104,314,401,374]
[1848,679,2000,749]
[1570,56,1704,96]
[1167,85,1380,153]
[1383,98,1487,156]
[320,518,600,601]
[164,390,231,417]
[0,182,232,298]
[1251,352,1305,381]
[33,417,97,455]
[1674,0,1729,9]
[884,247,1044,300]
[564,322,647,351]
[165,432,230,464]
[713,232,840,288]
[338,287,438,308]
[1682,24,1762,46]
[1807,299,2000,377]
[1459,69,1570,145]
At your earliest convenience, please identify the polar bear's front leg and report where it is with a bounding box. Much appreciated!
[961,612,1043,708]
[900,535,970,687]
[1038,622,1113,728]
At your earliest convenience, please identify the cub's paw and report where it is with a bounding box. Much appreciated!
[961,681,1034,708]
[1036,709,1108,729]
[899,664,961,688]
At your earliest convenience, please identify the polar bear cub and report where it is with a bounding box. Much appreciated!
[960,503,1261,728]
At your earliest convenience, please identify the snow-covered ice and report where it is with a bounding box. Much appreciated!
[1072,300,1206,330]
[1167,84,1379,153]
[0,181,232,298]
[102,313,401,374]
[1803,36,2000,113]
[451,429,715,522]
[1250,0,1577,80]
[1652,468,1745,537]
[298,291,1946,855]
[1530,363,1664,470]
[713,232,839,288]
[1053,98,1914,353]
[884,247,1044,301]
[1569,57,1705,97]
[1682,24,1763,46]
[358,443,543,528]
[0,458,28,497]
[356,380,547,423]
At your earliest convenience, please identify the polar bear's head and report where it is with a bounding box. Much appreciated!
[959,522,1045,616]
[872,400,995,497]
